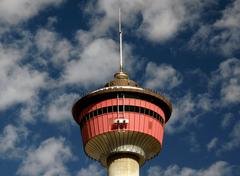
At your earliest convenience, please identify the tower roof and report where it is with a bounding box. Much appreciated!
[72,71,172,123]
[105,72,139,87]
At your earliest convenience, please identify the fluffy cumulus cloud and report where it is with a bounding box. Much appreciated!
[144,62,182,90]
[211,58,240,105]
[212,0,240,55]
[166,94,196,134]
[189,0,240,55]
[0,46,46,111]
[0,124,28,159]
[77,164,104,176]
[161,58,240,134]
[17,137,72,176]
[47,93,78,123]
[221,113,234,129]
[147,161,237,176]
[219,59,240,104]
[0,0,64,25]
[35,28,73,67]
[219,120,240,153]
[87,0,206,42]
[62,38,119,87]
[138,0,187,42]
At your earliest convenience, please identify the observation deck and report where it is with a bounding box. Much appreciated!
[72,71,172,166]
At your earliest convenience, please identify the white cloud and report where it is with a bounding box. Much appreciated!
[196,94,213,112]
[166,94,196,134]
[147,161,236,176]
[0,124,28,159]
[214,0,240,29]
[221,113,234,129]
[35,28,73,67]
[186,132,201,152]
[219,120,240,153]
[189,0,240,56]
[85,0,143,37]
[0,0,64,25]
[144,62,182,90]
[164,58,240,134]
[19,98,41,123]
[207,137,218,151]
[47,93,78,123]
[138,0,186,42]
[17,137,72,176]
[87,0,208,42]
[77,163,104,176]
[212,58,240,105]
[62,38,119,88]
[0,46,46,110]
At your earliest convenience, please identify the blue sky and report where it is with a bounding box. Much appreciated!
[0,0,240,175]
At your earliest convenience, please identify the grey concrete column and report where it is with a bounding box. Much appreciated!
[107,154,139,176]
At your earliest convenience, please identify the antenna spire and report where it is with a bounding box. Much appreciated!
[119,8,123,72]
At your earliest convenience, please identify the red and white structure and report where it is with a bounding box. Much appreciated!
[72,9,172,176]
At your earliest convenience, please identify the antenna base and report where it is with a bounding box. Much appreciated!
[114,72,129,79]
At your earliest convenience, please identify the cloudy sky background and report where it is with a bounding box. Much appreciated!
[0,0,240,175]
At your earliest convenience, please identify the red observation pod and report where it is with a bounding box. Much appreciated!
[72,71,172,174]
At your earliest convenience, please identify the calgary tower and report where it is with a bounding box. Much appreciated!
[72,9,172,176]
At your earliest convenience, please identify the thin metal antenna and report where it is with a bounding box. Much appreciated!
[119,8,123,72]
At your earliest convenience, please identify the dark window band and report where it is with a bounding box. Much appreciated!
[80,105,165,127]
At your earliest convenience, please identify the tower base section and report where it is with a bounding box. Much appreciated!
[107,154,139,176]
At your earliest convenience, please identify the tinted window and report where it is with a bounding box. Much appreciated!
[145,109,149,115]
[119,105,123,111]
[97,108,102,115]
[80,105,164,126]
[129,106,135,112]
[113,106,118,112]
[108,106,113,112]
[103,107,107,113]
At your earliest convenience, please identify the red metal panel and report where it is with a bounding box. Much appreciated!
[147,118,152,135]
[119,98,123,105]
[139,114,144,132]
[148,103,155,111]
[156,107,165,119]
[108,113,113,131]
[106,100,111,107]
[126,98,130,105]
[112,99,117,105]
[134,113,140,131]
[128,113,134,130]
[158,124,164,143]
[89,120,95,138]
[96,103,100,109]
[93,117,99,136]
[159,128,164,144]
[135,99,141,106]
[103,100,107,107]
[143,115,148,134]
[145,102,150,109]
[153,122,158,141]
[97,116,102,134]
[81,125,87,144]
[102,115,108,133]
[129,99,135,105]
[151,119,156,135]
[140,100,146,107]
[86,121,91,141]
